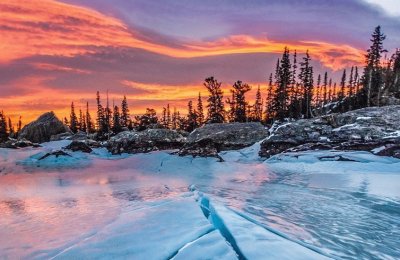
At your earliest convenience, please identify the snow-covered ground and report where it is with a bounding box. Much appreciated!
[1,141,399,259]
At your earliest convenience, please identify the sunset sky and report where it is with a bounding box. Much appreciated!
[0,0,399,124]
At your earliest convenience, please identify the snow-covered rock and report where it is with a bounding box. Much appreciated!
[260,105,400,158]
[18,112,71,143]
[107,129,186,154]
[64,141,93,153]
[179,122,268,157]
[0,138,41,149]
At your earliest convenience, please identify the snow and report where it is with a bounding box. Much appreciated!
[1,141,400,259]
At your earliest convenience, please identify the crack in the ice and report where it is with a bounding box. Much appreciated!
[167,227,215,260]
[199,196,246,260]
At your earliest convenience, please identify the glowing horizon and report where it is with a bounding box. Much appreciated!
[0,0,398,125]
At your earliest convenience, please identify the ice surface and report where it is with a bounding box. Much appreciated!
[1,141,400,259]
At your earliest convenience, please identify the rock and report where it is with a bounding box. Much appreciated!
[260,105,400,158]
[19,112,71,143]
[107,129,186,154]
[64,141,93,153]
[0,138,41,149]
[50,132,73,141]
[178,138,221,159]
[376,143,400,159]
[38,150,71,160]
[179,122,268,157]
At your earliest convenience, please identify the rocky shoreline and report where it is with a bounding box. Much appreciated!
[1,105,399,160]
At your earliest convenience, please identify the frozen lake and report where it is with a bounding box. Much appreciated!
[1,141,400,259]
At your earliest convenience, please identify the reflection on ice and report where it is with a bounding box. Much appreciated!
[0,143,399,259]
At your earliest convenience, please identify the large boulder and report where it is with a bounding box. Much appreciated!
[19,112,71,143]
[107,129,186,154]
[64,141,93,153]
[179,122,268,157]
[260,105,400,158]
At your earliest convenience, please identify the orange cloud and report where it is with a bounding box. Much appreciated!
[0,0,364,70]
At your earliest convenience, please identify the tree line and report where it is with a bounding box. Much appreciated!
[0,26,399,141]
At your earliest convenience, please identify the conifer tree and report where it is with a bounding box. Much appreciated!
[8,118,14,137]
[96,91,106,134]
[78,109,84,132]
[186,100,198,132]
[231,80,251,122]
[196,93,204,126]
[315,74,321,106]
[161,107,167,128]
[17,116,22,135]
[252,85,263,122]
[273,47,292,120]
[70,102,78,133]
[0,112,8,142]
[86,102,94,133]
[264,73,274,122]
[204,77,224,123]
[112,105,122,133]
[323,72,328,105]
[299,50,314,118]
[121,95,130,128]
[362,26,387,107]
[339,69,347,101]
[167,104,171,128]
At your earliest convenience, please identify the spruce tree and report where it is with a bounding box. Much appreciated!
[264,73,274,122]
[121,95,130,128]
[252,85,263,122]
[0,112,8,142]
[362,26,387,107]
[196,93,205,126]
[315,74,321,106]
[204,77,224,123]
[70,102,78,133]
[231,80,251,122]
[299,50,314,118]
[339,69,347,101]
[17,116,22,135]
[96,91,105,134]
[323,72,328,105]
[112,105,122,133]
[8,118,14,137]
[86,102,94,133]
[273,47,292,120]
[167,104,171,128]
[186,100,198,132]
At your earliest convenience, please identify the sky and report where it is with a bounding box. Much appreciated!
[0,0,399,124]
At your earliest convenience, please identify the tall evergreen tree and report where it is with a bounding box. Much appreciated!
[299,50,314,118]
[362,26,387,107]
[252,85,263,122]
[8,118,14,137]
[121,95,130,128]
[196,93,205,126]
[204,77,224,123]
[96,91,106,134]
[86,102,94,133]
[0,112,8,142]
[70,102,78,133]
[186,100,198,132]
[323,72,328,105]
[315,74,321,106]
[264,73,274,122]
[112,105,122,133]
[17,116,22,134]
[339,69,347,101]
[167,104,171,128]
[273,47,292,120]
[230,80,251,122]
